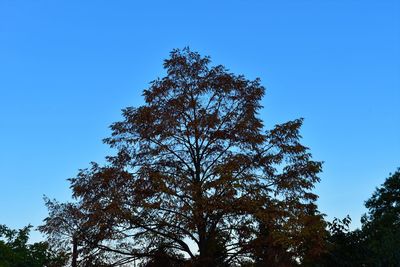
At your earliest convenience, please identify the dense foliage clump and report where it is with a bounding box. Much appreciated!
[0,224,67,267]
[318,169,400,266]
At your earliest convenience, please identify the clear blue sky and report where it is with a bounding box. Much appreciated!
[1,0,399,241]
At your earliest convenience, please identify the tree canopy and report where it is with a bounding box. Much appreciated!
[40,48,326,266]
[317,168,400,266]
[361,168,400,265]
[0,224,67,267]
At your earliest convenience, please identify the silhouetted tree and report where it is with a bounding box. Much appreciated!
[361,168,400,266]
[39,199,83,266]
[42,48,325,266]
[317,216,368,266]
[318,168,400,266]
[0,224,67,267]
[139,243,187,267]
[39,198,131,266]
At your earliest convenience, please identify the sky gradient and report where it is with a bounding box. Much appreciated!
[1,0,399,242]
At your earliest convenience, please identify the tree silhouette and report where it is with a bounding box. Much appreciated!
[0,224,67,267]
[317,168,400,266]
[318,216,368,266]
[361,168,400,265]
[39,198,133,266]
[41,48,325,266]
[39,199,83,267]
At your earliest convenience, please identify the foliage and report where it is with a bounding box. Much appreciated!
[318,168,400,266]
[0,224,67,267]
[139,243,188,267]
[39,198,127,266]
[317,216,368,266]
[41,47,326,266]
[361,168,400,266]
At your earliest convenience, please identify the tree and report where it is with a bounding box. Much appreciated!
[39,199,82,267]
[39,198,128,266]
[42,47,326,266]
[317,216,369,266]
[0,224,67,267]
[318,168,400,266]
[361,168,400,266]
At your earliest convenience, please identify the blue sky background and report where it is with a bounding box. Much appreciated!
[0,0,399,242]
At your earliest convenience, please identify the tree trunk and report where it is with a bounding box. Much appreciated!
[72,235,78,267]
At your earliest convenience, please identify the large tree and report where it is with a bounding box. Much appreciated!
[41,48,326,266]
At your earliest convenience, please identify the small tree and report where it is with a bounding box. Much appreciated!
[39,198,127,266]
[39,199,83,266]
[42,48,325,266]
